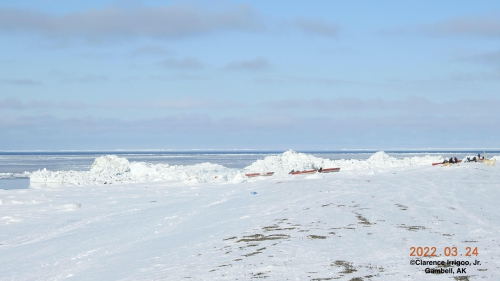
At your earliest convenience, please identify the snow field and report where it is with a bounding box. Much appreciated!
[1,159,499,280]
[0,151,500,280]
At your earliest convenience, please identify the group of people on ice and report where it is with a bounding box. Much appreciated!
[464,153,485,163]
[443,153,486,164]
[443,156,459,164]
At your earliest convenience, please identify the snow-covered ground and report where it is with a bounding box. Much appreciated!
[1,151,499,280]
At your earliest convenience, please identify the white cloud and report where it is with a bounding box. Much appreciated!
[4,96,498,113]
[95,98,244,110]
[262,96,500,114]
[159,57,204,70]
[129,45,172,57]
[0,78,42,85]
[61,74,109,83]
[454,49,500,65]
[0,98,243,111]
[0,98,53,109]
[1,111,499,149]
[0,4,262,41]
[425,15,500,37]
[294,17,339,37]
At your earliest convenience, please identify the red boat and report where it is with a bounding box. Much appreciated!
[318,167,340,173]
[245,172,275,177]
[290,169,318,175]
[432,160,462,166]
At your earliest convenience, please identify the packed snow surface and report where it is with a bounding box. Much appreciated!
[1,151,499,280]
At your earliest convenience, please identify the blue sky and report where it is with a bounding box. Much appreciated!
[1,0,499,150]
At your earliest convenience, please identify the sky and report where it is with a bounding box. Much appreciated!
[1,0,499,150]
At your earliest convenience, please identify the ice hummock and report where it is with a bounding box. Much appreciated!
[30,154,241,186]
[244,150,443,174]
[29,150,445,186]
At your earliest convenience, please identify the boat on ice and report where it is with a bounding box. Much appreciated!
[290,169,318,175]
[432,160,462,166]
[245,172,275,177]
[318,167,340,173]
[290,167,341,175]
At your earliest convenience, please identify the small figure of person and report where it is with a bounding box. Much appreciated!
[318,167,323,172]
[449,157,454,164]
[454,156,458,163]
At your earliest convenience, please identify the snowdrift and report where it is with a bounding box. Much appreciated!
[28,151,449,187]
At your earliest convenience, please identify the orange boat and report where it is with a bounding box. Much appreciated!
[290,169,317,175]
[318,167,340,173]
[245,172,275,177]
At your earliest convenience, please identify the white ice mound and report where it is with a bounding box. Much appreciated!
[30,155,134,186]
[90,155,130,175]
[30,155,240,186]
[244,150,328,174]
[366,151,442,168]
[127,162,237,183]
[244,150,443,174]
[367,151,394,163]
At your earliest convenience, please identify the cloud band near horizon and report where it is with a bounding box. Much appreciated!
[2,96,499,113]
[0,5,261,40]
[1,111,498,149]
